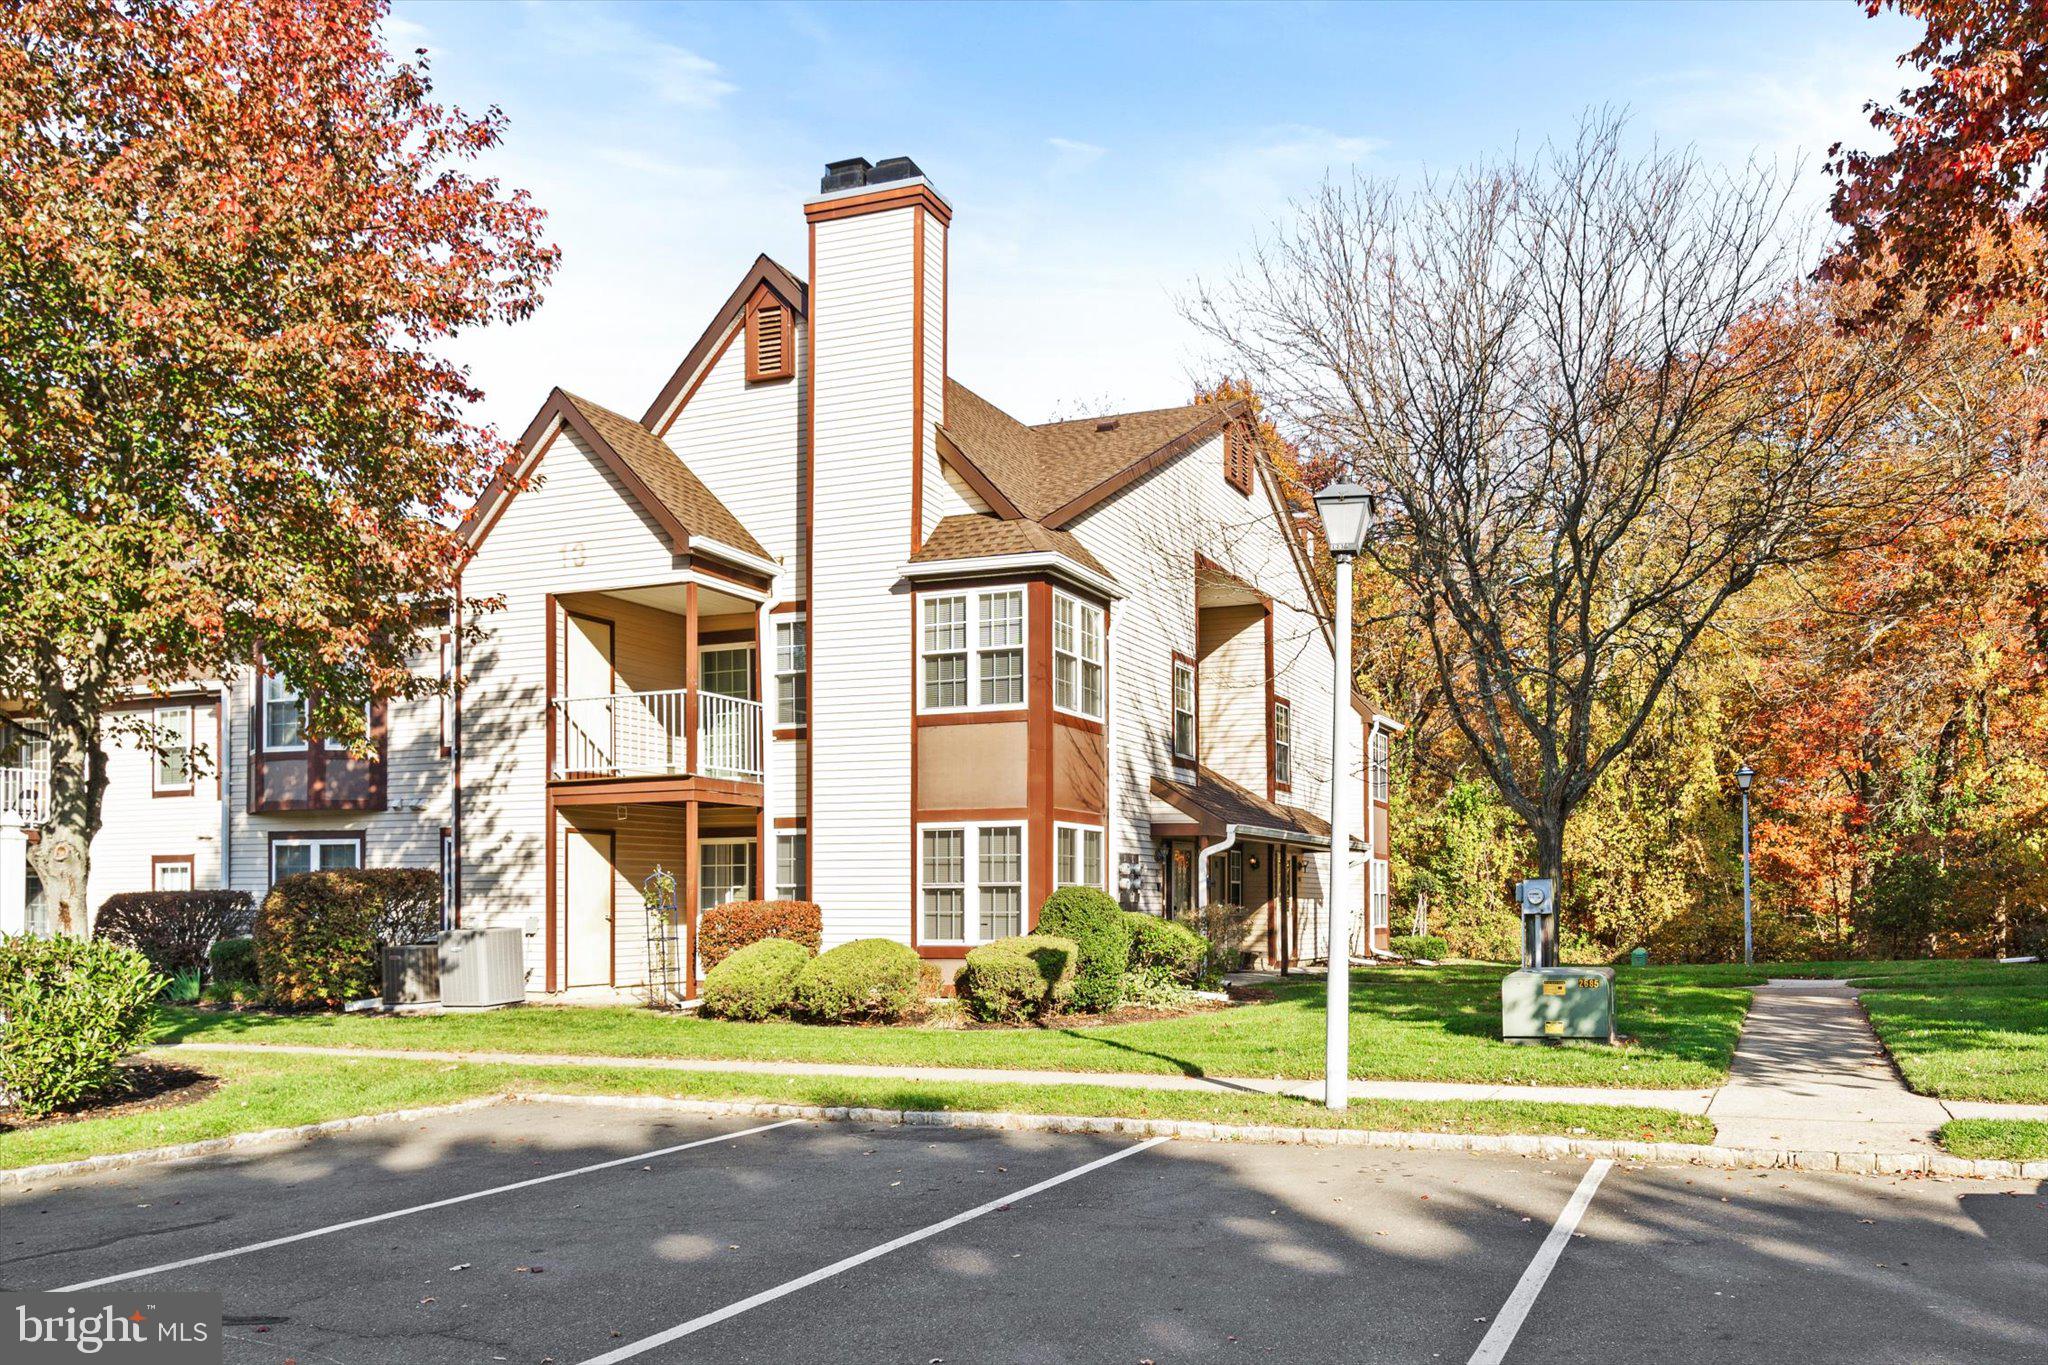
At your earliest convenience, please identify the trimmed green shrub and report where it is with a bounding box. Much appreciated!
[1119,964,1203,1011]
[1124,913,1207,983]
[209,935,258,987]
[1389,933,1450,961]
[0,935,162,1117]
[1037,886,1134,1011]
[698,899,824,970]
[94,889,253,980]
[791,938,923,1022]
[255,868,439,1007]
[701,938,812,1020]
[958,934,1078,1022]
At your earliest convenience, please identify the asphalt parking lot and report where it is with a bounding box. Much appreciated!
[4,1101,2045,1364]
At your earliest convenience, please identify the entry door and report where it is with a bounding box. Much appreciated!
[562,614,616,774]
[698,645,755,777]
[566,828,615,988]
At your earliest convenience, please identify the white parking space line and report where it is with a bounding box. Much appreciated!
[1468,1158,1612,1365]
[55,1119,802,1292]
[575,1134,1172,1365]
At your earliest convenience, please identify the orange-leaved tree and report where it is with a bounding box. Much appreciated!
[0,0,557,932]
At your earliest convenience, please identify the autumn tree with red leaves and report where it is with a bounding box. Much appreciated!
[0,0,556,933]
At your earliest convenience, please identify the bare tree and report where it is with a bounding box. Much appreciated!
[1188,115,1972,954]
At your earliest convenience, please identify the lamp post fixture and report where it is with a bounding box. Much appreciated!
[1312,483,1373,1111]
[1736,761,1755,966]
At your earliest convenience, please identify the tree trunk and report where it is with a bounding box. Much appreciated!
[1534,818,1565,967]
[23,701,106,937]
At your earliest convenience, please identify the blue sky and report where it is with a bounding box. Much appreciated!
[388,0,1918,437]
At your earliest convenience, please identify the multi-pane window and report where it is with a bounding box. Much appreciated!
[775,619,807,726]
[154,705,194,793]
[1053,592,1105,718]
[271,836,360,884]
[154,858,193,892]
[1171,659,1197,761]
[1370,858,1390,930]
[920,828,967,940]
[921,588,1027,711]
[1273,700,1293,787]
[920,823,1026,942]
[699,840,754,910]
[1208,846,1244,908]
[262,672,305,751]
[1370,730,1391,803]
[1055,824,1105,889]
[700,646,754,700]
[775,833,807,900]
[440,636,453,754]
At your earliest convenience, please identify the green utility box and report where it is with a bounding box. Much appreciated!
[1501,966,1616,1044]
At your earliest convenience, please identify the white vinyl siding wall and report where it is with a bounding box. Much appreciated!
[85,701,225,918]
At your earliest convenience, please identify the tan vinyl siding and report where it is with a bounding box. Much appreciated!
[1196,603,1268,794]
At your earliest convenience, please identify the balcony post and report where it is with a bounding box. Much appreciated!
[684,582,700,776]
[0,812,26,936]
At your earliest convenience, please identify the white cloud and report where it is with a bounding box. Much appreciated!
[1047,136,1108,173]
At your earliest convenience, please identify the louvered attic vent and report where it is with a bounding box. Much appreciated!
[1224,421,1254,496]
[745,293,794,383]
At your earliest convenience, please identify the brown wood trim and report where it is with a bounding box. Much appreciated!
[544,595,559,785]
[548,775,762,807]
[1051,711,1104,736]
[1026,580,1054,925]
[1043,408,1236,529]
[916,806,1031,822]
[1051,807,1104,827]
[770,600,808,614]
[683,800,701,997]
[150,854,196,890]
[670,322,742,431]
[543,794,557,993]
[101,689,218,713]
[697,624,758,645]
[773,815,807,829]
[643,254,808,432]
[911,202,926,556]
[940,217,948,425]
[772,726,807,741]
[932,428,1025,520]
[1265,607,1278,801]
[803,217,817,902]
[1196,552,1271,604]
[439,632,453,758]
[744,285,795,384]
[918,945,971,961]
[804,181,952,226]
[685,582,701,773]
[914,708,1028,728]
[1153,821,1204,839]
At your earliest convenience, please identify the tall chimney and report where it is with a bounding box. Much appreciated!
[803,157,949,938]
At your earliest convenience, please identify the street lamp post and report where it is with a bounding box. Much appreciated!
[1736,762,1755,967]
[1312,483,1373,1111]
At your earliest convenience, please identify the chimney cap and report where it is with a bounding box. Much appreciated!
[820,157,873,193]
[869,156,925,185]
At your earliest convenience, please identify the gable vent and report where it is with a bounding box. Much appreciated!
[746,295,793,383]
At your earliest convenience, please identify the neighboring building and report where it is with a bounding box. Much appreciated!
[453,157,1400,997]
[0,157,1400,998]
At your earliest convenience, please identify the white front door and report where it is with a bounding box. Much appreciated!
[562,613,616,774]
[566,828,614,988]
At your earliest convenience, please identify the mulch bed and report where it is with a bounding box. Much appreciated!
[0,1061,219,1135]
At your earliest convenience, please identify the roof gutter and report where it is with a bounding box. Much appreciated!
[687,535,781,581]
[897,552,1124,601]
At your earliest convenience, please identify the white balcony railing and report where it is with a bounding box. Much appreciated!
[1,764,50,825]
[550,689,762,783]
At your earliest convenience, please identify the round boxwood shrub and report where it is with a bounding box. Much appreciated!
[255,868,440,1008]
[701,938,812,1020]
[957,934,1078,1023]
[1389,933,1450,961]
[791,938,923,1022]
[95,889,254,981]
[1124,912,1208,984]
[0,935,162,1117]
[698,899,823,970]
[1037,886,1134,1012]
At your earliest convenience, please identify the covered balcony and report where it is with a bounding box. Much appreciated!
[548,581,764,787]
[0,718,50,825]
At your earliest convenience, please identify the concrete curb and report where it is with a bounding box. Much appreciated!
[4,1091,2040,1189]
[0,1097,504,1190]
[507,1092,2048,1180]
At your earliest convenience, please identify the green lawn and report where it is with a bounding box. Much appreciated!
[157,965,1751,1090]
[1938,1119,2048,1163]
[0,1049,1713,1171]
[1857,971,2048,1104]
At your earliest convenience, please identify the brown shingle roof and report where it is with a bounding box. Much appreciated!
[558,391,769,560]
[941,380,1233,525]
[1151,765,1336,845]
[907,514,1114,582]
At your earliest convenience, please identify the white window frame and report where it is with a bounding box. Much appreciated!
[1054,821,1105,890]
[153,858,194,892]
[916,821,1027,944]
[1370,857,1390,931]
[153,704,195,794]
[698,837,755,910]
[1370,730,1391,803]
[1171,658,1197,761]
[1273,699,1293,787]
[774,831,807,900]
[261,672,307,752]
[699,644,756,700]
[918,586,1028,714]
[269,836,362,884]
[1052,591,1106,720]
[774,617,807,727]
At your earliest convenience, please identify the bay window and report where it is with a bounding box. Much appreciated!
[1055,824,1104,889]
[262,673,306,751]
[1053,592,1105,719]
[920,588,1027,712]
[919,822,1026,943]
